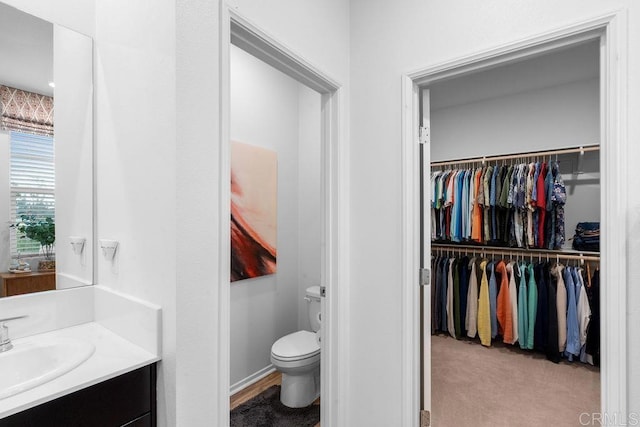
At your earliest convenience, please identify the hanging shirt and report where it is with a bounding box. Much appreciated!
[552,162,567,249]
[575,267,591,363]
[488,261,498,339]
[439,171,450,239]
[447,258,456,338]
[532,163,541,247]
[495,260,513,344]
[472,169,484,242]
[545,165,555,248]
[467,170,477,240]
[536,162,548,248]
[494,165,503,207]
[459,257,470,336]
[526,262,538,350]
[490,166,500,240]
[477,260,492,346]
[496,166,508,241]
[552,263,567,352]
[513,165,526,247]
[431,171,441,240]
[499,165,512,207]
[585,269,600,366]
[445,171,455,207]
[564,266,581,358]
[440,257,449,333]
[534,262,549,352]
[507,261,519,345]
[461,171,470,240]
[449,171,460,242]
[507,164,517,206]
[466,257,479,338]
[518,164,529,211]
[546,263,560,363]
[526,163,536,247]
[483,166,493,242]
[445,172,456,240]
[431,256,438,334]
[454,170,466,241]
[517,262,528,349]
[453,258,462,338]
[531,161,541,204]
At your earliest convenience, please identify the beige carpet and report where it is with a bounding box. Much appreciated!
[431,334,600,427]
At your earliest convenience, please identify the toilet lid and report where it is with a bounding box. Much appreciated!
[271,331,320,360]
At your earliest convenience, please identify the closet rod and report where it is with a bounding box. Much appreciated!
[431,243,600,262]
[430,144,600,168]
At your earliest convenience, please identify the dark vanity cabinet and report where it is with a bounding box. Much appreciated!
[0,364,156,427]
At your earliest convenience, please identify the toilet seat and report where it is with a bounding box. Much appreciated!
[271,330,320,362]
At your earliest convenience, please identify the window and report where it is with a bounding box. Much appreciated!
[9,131,55,257]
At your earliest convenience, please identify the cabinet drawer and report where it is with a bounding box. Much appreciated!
[0,272,55,297]
[0,364,156,427]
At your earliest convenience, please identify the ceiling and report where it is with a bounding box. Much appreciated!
[0,2,53,97]
[430,39,600,111]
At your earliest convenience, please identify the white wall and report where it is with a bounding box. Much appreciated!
[175,0,220,424]
[5,0,332,424]
[349,0,640,425]
[431,78,600,161]
[229,45,322,386]
[297,85,322,331]
[0,0,94,37]
[94,1,176,426]
[176,1,349,424]
[230,45,306,386]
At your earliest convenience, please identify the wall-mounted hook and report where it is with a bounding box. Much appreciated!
[100,239,119,261]
[69,236,86,255]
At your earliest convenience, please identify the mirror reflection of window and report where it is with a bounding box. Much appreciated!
[10,131,55,261]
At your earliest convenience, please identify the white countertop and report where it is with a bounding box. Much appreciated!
[0,322,160,419]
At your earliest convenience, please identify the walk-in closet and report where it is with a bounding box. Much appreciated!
[424,39,602,426]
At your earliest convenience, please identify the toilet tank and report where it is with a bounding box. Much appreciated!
[305,286,322,332]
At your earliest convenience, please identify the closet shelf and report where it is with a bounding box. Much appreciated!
[431,242,600,262]
[430,144,600,168]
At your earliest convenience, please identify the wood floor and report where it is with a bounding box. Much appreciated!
[230,371,321,427]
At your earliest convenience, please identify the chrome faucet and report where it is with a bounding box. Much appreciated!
[0,315,27,353]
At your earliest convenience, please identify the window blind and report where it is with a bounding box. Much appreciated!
[10,131,55,257]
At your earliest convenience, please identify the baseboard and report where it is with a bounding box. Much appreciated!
[230,365,276,396]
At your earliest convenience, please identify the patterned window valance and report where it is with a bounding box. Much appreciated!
[0,85,54,137]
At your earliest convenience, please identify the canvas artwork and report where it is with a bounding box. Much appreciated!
[230,141,278,282]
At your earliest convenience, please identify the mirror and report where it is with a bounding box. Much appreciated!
[0,2,93,297]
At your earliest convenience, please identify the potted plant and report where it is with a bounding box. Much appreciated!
[14,216,56,271]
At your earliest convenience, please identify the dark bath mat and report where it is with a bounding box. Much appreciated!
[231,385,320,427]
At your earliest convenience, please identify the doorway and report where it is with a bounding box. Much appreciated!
[219,9,347,427]
[402,12,628,427]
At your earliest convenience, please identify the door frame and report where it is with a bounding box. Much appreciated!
[219,6,350,427]
[401,11,628,425]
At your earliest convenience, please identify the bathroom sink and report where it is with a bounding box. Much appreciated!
[0,336,95,400]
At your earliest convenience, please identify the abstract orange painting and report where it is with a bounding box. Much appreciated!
[230,141,277,282]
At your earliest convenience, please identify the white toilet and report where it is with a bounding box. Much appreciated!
[270,285,321,408]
